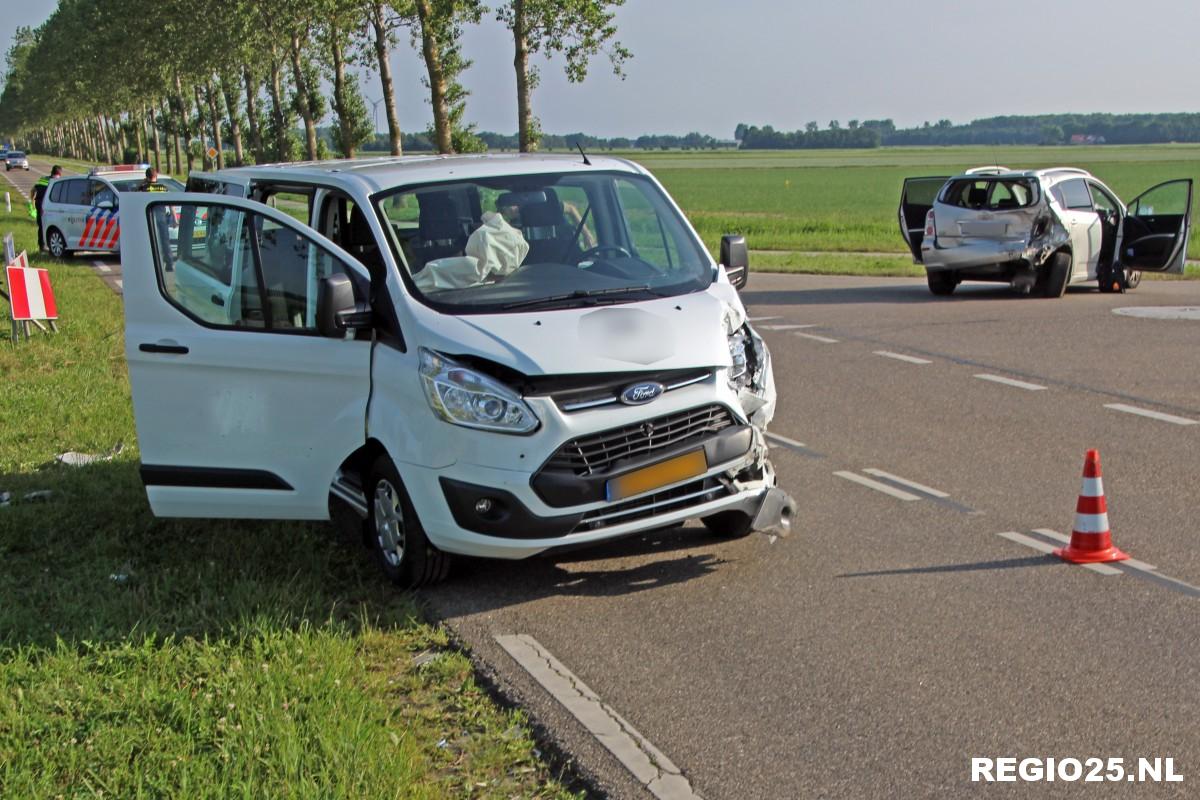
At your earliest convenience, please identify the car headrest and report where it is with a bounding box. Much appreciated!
[513,189,565,239]
[417,193,464,242]
[968,187,988,207]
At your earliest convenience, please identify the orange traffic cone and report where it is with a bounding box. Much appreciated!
[1054,449,1129,564]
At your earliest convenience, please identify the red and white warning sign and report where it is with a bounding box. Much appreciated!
[6,251,58,321]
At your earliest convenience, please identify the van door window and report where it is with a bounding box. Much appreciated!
[61,179,90,206]
[148,201,364,333]
[261,189,313,225]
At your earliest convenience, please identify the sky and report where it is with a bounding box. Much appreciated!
[5,0,1200,139]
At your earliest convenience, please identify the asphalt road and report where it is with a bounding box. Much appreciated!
[425,273,1200,799]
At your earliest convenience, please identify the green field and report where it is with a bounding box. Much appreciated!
[0,209,578,798]
[625,144,1200,264]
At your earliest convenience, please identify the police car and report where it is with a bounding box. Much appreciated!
[41,164,184,257]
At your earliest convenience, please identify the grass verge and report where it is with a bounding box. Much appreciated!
[0,209,581,799]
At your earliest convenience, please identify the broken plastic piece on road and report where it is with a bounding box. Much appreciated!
[22,490,52,502]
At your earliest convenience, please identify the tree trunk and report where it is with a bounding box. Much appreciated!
[330,23,352,158]
[267,52,290,161]
[205,80,225,169]
[148,102,162,172]
[243,68,264,162]
[414,0,453,154]
[513,0,534,152]
[289,33,319,160]
[221,79,245,166]
[369,1,402,155]
[193,84,209,170]
[95,115,110,162]
[174,74,193,174]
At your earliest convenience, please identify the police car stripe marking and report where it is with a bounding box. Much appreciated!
[77,208,99,247]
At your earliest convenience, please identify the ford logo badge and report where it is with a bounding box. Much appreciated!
[620,382,664,405]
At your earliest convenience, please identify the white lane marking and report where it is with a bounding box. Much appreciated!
[834,471,921,502]
[766,432,806,449]
[996,531,1121,575]
[495,634,700,800]
[1104,403,1198,426]
[747,315,780,322]
[1033,529,1156,570]
[862,469,949,498]
[97,264,111,273]
[794,332,839,344]
[874,351,931,364]
[114,279,123,289]
[1113,306,1200,320]
[974,374,1047,391]
[760,323,818,331]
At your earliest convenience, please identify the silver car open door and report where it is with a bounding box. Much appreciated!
[1117,179,1193,274]
[898,176,950,262]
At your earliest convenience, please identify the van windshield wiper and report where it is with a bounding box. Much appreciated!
[502,285,656,310]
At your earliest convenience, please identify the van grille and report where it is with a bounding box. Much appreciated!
[545,404,736,476]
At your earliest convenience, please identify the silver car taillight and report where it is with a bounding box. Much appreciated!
[924,209,936,239]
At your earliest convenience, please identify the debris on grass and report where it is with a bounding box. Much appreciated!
[55,441,124,467]
[21,489,53,502]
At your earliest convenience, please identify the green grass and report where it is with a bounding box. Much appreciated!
[0,209,580,798]
[750,250,922,277]
[627,144,1200,261]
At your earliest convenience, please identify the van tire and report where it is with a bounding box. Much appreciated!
[367,455,451,588]
[1042,252,1071,298]
[927,272,957,296]
[701,510,756,539]
[46,228,71,259]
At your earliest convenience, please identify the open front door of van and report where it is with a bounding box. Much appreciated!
[898,176,949,262]
[1117,179,1193,274]
[120,192,372,520]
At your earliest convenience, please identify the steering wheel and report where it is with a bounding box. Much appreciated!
[577,245,631,264]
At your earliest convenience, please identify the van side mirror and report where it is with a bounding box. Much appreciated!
[720,234,749,289]
[96,199,115,211]
[317,274,372,337]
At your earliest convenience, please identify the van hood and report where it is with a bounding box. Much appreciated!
[411,285,745,376]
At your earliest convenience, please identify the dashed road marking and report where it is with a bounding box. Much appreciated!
[114,279,123,290]
[765,432,824,459]
[874,351,932,364]
[834,470,921,501]
[974,374,1047,391]
[862,469,949,498]
[495,634,700,800]
[97,264,111,273]
[760,323,818,331]
[995,531,1121,576]
[747,315,780,322]
[1103,403,1198,426]
[794,332,839,344]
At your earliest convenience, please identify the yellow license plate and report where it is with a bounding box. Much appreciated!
[606,450,707,501]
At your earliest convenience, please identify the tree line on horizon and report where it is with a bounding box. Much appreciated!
[0,0,628,172]
[735,113,1200,150]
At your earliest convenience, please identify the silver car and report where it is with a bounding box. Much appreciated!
[899,167,1193,297]
[5,150,30,171]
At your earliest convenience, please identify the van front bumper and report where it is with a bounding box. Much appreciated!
[401,427,788,559]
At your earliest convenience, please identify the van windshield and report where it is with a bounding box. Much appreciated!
[373,171,712,312]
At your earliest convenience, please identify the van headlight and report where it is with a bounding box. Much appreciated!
[419,348,538,434]
[728,326,751,390]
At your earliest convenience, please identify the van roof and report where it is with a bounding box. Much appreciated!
[204,153,648,194]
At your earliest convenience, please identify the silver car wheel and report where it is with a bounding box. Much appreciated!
[373,478,406,568]
[48,230,66,258]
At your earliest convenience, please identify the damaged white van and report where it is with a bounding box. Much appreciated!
[121,154,792,586]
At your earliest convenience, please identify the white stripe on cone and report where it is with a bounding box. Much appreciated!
[1073,513,1111,534]
[1080,477,1103,496]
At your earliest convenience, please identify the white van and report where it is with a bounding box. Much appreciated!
[121,154,791,586]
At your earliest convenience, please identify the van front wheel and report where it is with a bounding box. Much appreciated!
[368,456,451,588]
[927,272,958,296]
[701,510,755,539]
[47,228,71,259]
